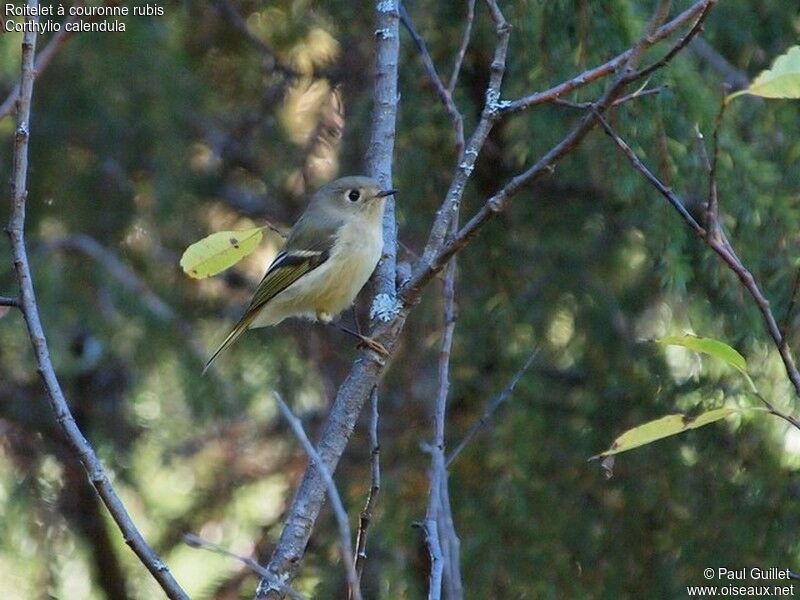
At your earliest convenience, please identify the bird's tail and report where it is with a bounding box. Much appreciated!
[203,314,256,375]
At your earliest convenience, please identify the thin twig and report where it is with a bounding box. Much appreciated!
[4,4,188,598]
[424,209,461,599]
[272,393,362,600]
[446,350,538,467]
[593,111,800,412]
[184,534,308,600]
[549,86,665,109]
[0,296,20,307]
[402,0,711,309]
[502,1,711,114]
[351,387,381,597]
[418,0,512,268]
[447,0,477,95]
[400,1,465,156]
[632,1,714,81]
[405,2,489,589]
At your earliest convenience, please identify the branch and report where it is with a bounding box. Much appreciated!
[366,0,402,305]
[420,517,443,600]
[0,15,81,120]
[255,4,403,596]
[417,0,512,268]
[434,246,463,600]
[401,0,715,308]
[501,1,711,115]
[254,2,716,596]
[400,1,478,591]
[184,534,308,600]
[447,0,477,94]
[4,4,188,598]
[593,111,800,414]
[437,468,463,600]
[0,295,20,307]
[446,350,538,467]
[423,219,461,600]
[351,387,381,594]
[631,1,713,81]
[549,85,666,109]
[273,394,362,600]
[400,1,465,156]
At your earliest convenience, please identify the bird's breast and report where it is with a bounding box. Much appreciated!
[313,218,383,314]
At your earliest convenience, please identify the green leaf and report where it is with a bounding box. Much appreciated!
[727,45,800,102]
[592,408,739,459]
[657,335,747,377]
[180,227,264,279]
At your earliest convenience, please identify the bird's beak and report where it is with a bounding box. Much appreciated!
[375,189,398,198]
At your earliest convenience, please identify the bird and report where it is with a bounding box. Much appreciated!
[204,175,396,373]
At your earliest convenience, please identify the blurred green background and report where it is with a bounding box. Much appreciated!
[2,1,800,598]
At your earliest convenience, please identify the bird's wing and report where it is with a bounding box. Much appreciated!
[203,216,341,373]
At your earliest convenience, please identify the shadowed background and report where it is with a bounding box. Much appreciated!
[1,1,800,598]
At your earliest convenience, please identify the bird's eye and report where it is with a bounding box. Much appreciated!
[347,189,361,202]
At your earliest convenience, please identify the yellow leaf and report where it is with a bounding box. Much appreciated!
[180,227,264,279]
[727,45,800,102]
[592,408,739,459]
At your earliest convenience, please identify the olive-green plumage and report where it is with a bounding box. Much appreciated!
[204,176,395,372]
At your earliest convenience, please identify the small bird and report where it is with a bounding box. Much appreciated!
[204,175,396,372]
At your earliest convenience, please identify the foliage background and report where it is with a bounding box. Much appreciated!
[1,1,800,598]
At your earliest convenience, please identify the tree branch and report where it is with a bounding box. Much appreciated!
[593,111,800,414]
[255,4,403,596]
[430,246,463,599]
[273,394,361,600]
[447,0,477,95]
[253,2,716,596]
[401,0,715,309]
[400,1,465,156]
[446,349,538,467]
[0,295,20,307]
[417,0,511,270]
[501,1,711,115]
[366,0,402,303]
[184,534,307,600]
[352,387,381,594]
[4,4,188,598]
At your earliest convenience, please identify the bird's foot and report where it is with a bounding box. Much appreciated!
[355,334,390,357]
[335,324,390,357]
